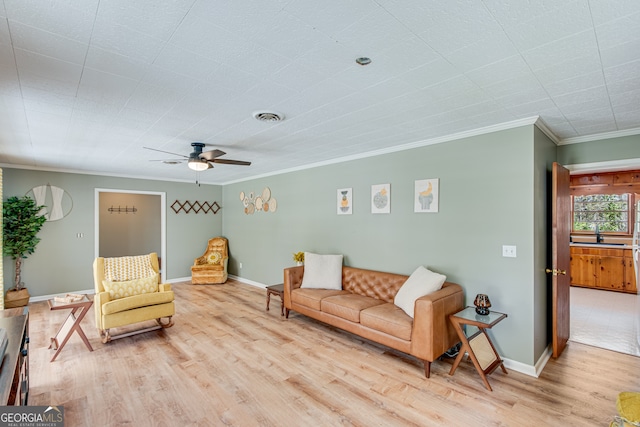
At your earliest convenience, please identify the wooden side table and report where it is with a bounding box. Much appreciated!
[449,306,508,391]
[48,296,94,362]
[266,284,285,316]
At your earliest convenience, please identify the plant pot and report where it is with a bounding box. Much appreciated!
[5,288,30,308]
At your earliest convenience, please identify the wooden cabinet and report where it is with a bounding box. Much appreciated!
[623,252,638,293]
[570,246,637,294]
[570,252,597,288]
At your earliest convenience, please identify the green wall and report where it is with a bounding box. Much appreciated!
[2,168,222,297]
[223,125,543,365]
[558,134,640,165]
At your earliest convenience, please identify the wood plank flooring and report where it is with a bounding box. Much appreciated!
[27,279,640,426]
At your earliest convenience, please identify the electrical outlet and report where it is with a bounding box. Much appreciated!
[239,262,243,269]
[502,245,517,258]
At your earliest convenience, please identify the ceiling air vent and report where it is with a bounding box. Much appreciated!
[253,111,284,122]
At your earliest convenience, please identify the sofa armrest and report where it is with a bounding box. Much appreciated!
[159,283,172,292]
[410,282,465,361]
[94,291,111,329]
[283,266,304,309]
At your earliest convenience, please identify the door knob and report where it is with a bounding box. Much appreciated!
[545,268,566,275]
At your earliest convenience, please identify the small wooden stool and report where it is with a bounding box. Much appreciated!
[266,284,285,316]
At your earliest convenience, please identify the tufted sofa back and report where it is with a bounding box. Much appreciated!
[342,266,408,303]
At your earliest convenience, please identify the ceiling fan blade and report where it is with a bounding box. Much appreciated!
[211,159,251,166]
[149,159,185,163]
[143,146,189,158]
[200,149,226,161]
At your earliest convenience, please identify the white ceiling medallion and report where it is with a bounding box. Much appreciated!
[253,111,285,122]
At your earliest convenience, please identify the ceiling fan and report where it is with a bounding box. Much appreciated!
[145,142,251,171]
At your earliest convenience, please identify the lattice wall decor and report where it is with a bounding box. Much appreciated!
[171,200,221,214]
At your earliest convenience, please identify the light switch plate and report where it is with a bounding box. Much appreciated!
[502,245,517,258]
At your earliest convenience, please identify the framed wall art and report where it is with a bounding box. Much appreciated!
[337,188,352,215]
[414,178,439,213]
[371,183,390,214]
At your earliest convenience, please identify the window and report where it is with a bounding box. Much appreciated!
[573,194,629,233]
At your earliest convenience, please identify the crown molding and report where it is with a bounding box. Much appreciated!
[532,117,560,145]
[0,163,221,186]
[222,116,544,185]
[558,127,640,145]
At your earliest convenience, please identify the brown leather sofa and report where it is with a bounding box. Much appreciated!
[284,265,464,377]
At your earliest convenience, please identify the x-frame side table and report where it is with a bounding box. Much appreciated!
[47,296,94,362]
[449,307,508,391]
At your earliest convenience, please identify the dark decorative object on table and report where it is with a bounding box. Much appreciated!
[474,293,492,315]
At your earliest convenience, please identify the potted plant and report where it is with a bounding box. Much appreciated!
[292,252,304,266]
[3,196,47,308]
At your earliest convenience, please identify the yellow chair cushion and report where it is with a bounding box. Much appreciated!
[101,290,175,315]
[617,392,640,423]
[103,274,158,300]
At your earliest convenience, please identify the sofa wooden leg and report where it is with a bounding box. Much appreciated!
[100,329,111,344]
[424,360,431,378]
[285,308,290,318]
[156,316,174,328]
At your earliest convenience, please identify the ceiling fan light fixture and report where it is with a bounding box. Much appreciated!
[188,157,209,171]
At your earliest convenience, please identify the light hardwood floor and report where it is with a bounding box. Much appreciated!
[28,280,640,426]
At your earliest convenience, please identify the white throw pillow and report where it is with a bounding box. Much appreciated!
[394,266,446,318]
[300,252,343,290]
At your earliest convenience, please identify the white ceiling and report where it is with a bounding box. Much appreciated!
[1,0,639,185]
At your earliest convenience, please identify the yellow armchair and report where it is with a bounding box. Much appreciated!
[191,237,229,284]
[93,252,174,343]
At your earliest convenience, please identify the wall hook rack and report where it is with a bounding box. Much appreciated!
[108,205,137,214]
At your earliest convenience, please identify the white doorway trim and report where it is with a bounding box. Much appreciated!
[95,188,167,278]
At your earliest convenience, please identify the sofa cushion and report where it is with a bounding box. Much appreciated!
[103,273,159,300]
[300,252,343,290]
[321,294,385,323]
[394,266,446,318]
[361,303,413,341]
[291,288,348,311]
[102,290,174,315]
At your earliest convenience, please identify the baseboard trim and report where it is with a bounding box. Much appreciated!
[228,274,266,288]
[502,345,551,378]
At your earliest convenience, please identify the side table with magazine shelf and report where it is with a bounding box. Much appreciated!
[48,294,94,362]
[448,306,508,391]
